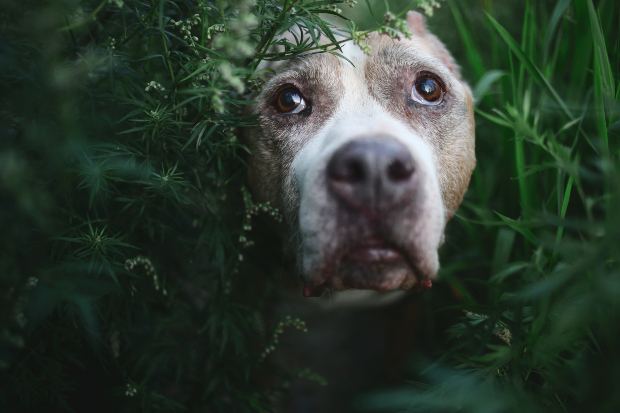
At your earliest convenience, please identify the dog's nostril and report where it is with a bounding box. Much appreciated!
[327,152,366,183]
[387,157,414,182]
[340,159,365,182]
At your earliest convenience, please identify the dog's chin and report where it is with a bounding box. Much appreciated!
[332,258,414,290]
[302,240,434,297]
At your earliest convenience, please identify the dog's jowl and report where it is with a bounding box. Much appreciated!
[244,11,475,297]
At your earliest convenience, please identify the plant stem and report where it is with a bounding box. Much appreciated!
[551,175,573,263]
[220,0,228,33]
[246,0,293,71]
[59,0,108,32]
[162,32,176,83]
[118,7,157,48]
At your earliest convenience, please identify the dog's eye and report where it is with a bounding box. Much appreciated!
[412,75,443,105]
[276,88,306,114]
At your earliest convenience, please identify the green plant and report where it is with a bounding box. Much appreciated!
[356,0,620,412]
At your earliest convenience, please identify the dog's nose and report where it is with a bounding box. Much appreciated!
[327,137,415,210]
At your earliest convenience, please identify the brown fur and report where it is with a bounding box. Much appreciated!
[242,11,475,292]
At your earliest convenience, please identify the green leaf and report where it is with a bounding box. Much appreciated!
[587,0,615,124]
[608,120,620,136]
[489,262,530,283]
[448,0,485,80]
[494,212,540,246]
[472,70,505,106]
[475,108,513,128]
[180,59,225,82]
[117,126,152,135]
[485,12,573,120]
[542,0,571,65]
[593,53,609,151]
[552,175,573,262]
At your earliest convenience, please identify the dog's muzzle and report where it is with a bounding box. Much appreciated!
[299,133,443,297]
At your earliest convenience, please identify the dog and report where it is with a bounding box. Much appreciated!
[243,11,475,299]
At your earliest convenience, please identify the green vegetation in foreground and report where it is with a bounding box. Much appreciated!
[356,0,620,412]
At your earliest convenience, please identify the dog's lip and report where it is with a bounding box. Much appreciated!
[302,278,432,297]
[302,236,424,297]
[342,237,404,264]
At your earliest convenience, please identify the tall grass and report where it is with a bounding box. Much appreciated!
[356,0,620,411]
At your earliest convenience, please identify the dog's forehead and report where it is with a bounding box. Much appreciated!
[270,34,457,92]
[358,34,453,74]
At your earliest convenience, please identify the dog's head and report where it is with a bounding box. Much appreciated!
[243,12,475,296]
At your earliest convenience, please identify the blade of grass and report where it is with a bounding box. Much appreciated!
[593,48,612,200]
[475,108,513,128]
[495,212,540,247]
[472,70,505,106]
[587,0,615,124]
[447,0,485,80]
[543,0,571,66]
[365,0,379,25]
[516,0,530,105]
[515,136,531,213]
[545,13,565,79]
[567,0,593,103]
[593,46,609,152]
[485,12,574,121]
[440,272,477,306]
[551,175,573,263]
[491,227,516,276]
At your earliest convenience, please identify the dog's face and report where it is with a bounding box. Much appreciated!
[244,12,475,296]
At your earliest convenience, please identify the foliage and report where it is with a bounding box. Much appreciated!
[0,0,441,411]
[355,0,620,412]
[6,0,619,412]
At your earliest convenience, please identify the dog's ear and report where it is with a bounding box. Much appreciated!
[406,11,461,77]
[406,10,429,37]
